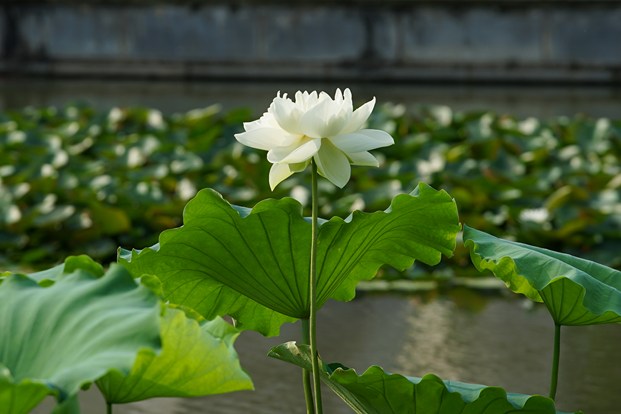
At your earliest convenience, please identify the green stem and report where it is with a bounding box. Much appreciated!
[301,318,315,414]
[549,323,561,400]
[107,402,113,414]
[309,161,323,414]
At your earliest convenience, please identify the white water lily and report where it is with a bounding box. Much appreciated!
[235,88,394,190]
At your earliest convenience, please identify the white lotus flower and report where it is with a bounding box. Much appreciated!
[235,88,394,190]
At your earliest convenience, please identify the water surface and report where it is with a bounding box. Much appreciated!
[2,79,620,119]
[34,290,621,413]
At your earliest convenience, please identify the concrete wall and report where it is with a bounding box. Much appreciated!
[2,2,621,83]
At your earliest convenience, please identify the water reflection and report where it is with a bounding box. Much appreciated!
[33,290,621,413]
[397,296,553,397]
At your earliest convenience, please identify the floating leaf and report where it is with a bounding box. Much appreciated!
[120,183,459,334]
[463,225,621,325]
[88,203,131,235]
[0,265,161,413]
[269,342,573,414]
[97,307,253,404]
[2,105,620,273]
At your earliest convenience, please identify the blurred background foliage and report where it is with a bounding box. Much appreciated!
[1,103,619,276]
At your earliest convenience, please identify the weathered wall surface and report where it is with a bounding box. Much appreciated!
[1,2,621,83]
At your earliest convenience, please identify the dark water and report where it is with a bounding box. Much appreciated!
[34,290,621,414]
[1,79,621,119]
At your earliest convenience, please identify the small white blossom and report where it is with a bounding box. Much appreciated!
[519,208,550,224]
[235,88,394,190]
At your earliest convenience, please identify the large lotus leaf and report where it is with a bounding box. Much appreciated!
[319,183,459,303]
[97,307,253,403]
[119,184,459,334]
[0,265,161,414]
[269,342,574,414]
[463,225,621,325]
[22,255,105,285]
[0,255,104,285]
[119,246,296,337]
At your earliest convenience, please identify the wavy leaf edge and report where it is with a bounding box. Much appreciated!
[463,225,621,325]
[269,342,578,414]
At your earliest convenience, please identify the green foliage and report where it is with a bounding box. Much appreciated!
[463,225,621,325]
[2,102,612,413]
[0,104,249,268]
[97,306,253,404]
[269,342,573,414]
[25,254,104,284]
[1,105,620,272]
[0,264,161,413]
[368,107,621,273]
[119,184,459,334]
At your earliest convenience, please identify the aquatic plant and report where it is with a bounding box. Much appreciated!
[0,256,252,413]
[118,89,582,413]
[4,90,619,412]
[464,225,621,400]
[1,104,619,272]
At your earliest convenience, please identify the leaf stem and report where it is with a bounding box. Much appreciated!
[309,161,323,414]
[107,402,113,414]
[549,323,561,400]
[301,318,315,414]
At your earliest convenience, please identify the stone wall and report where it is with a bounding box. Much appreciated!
[2,1,621,83]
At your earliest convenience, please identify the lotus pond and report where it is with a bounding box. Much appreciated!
[1,103,620,272]
[2,93,621,414]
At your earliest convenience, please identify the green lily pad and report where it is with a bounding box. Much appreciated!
[463,225,621,325]
[119,183,459,335]
[0,265,161,414]
[97,307,253,404]
[269,342,575,414]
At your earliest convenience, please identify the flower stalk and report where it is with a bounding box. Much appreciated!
[309,160,323,413]
[549,323,562,400]
[301,318,315,414]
